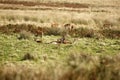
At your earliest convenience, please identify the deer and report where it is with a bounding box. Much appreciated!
[63,23,75,37]
[47,35,75,44]
[46,23,77,44]
[34,27,44,43]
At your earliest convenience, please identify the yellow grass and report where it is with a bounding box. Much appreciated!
[0,9,120,30]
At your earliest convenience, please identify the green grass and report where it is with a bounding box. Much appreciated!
[0,33,119,80]
[0,33,119,63]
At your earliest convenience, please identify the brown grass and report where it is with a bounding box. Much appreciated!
[0,0,89,8]
[0,0,120,6]
[0,63,53,80]
[60,53,120,80]
[0,24,120,39]
[0,53,120,80]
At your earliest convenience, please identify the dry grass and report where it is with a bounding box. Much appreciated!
[0,53,120,80]
[0,62,53,80]
[0,23,120,39]
[1,0,120,6]
[0,9,120,30]
[60,53,120,80]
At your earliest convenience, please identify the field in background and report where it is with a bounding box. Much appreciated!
[1,0,120,6]
[0,0,120,80]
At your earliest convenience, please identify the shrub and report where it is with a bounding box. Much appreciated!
[100,29,120,39]
[18,30,33,40]
[21,53,35,61]
[74,27,96,38]
[0,24,120,39]
[44,27,61,36]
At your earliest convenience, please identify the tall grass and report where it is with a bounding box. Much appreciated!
[0,10,120,29]
[0,53,120,80]
[60,53,120,80]
[0,23,120,39]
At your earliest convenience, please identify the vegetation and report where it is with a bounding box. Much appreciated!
[0,0,120,80]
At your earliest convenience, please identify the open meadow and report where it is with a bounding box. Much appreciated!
[0,0,120,80]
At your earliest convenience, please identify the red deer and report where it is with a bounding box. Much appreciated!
[48,35,77,44]
[33,27,43,37]
[63,23,75,37]
[34,27,44,43]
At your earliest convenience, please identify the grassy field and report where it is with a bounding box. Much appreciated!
[0,0,120,80]
[1,0,120,5]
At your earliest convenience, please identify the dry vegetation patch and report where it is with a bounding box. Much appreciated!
[0,23,120,39]
[0,53,120,80]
